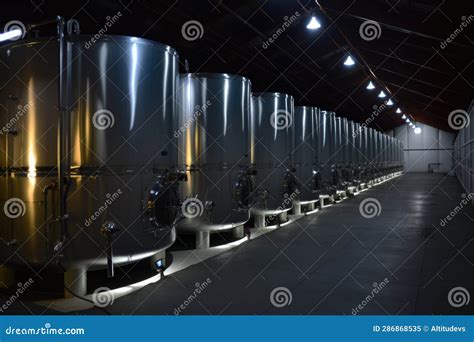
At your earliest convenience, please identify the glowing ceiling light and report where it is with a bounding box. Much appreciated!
[396,108,402,114]
[386,99,394,106]
[402,114,407,119]
[406,119,410,123]
[0,29,22,42]
[366,81,375,90]
[378,90,386,98]
[306,16,322,30]
[343,55,355,66]
[414,126,422,134]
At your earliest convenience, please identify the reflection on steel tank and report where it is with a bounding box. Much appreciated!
[292,106,320,214]
[317,110,337,196]
[177,73,252,249]
[0,20,182,295]
[249,92,297,228]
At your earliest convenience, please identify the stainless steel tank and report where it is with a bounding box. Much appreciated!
[375,131,383,177]
[293,106,319,213]
[340,117,354,187]
[352,122,365,185]
[318,111,337,196]
[0,33,180,282]
[250,92,296,226]
[346,120,358,186]
[335,117,344,164]
[318,111,332,166]
[352,122,361,165]
[177,73,252,246]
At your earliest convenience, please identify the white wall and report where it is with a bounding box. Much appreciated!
[386,123,455,173]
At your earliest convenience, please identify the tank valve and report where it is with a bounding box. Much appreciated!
[204,201,214,210]
[101,221,119,278]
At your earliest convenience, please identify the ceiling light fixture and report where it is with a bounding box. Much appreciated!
[378,90,386,98]
[366,81,375,90]
[306,16,322,30]
[343,55,355,66]
[396,108,402,114]
[386,99,394,106]
[0,29,22,42]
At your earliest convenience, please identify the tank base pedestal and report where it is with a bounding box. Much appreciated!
[347,186,357,196]
[319,195,333,209]
[64,269,87,298]
[196,231,210,249]
[0,266,15,289]
[252,210,289,228]
[293,203,302,215]
[254,214,266,228]
[232,226,245,239]
[294,202,317,215]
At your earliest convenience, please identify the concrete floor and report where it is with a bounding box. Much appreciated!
[90,173,474,315]
[2,173,473,315]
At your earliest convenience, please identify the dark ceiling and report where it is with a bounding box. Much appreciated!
[1,0,473,132]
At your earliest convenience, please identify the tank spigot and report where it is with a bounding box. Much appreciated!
[101,222,119,278]
[204,201,214,210]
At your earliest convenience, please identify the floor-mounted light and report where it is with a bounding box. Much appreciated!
[343,55,355,66]
[306,16,322,30]
[378,90,386,98]
[386,99,394,106]
[396,108,402,114]
[366,81,375,90]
